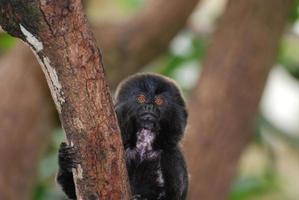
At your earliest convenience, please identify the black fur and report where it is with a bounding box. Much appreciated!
[57,73,188,200]
[56,142,78,200]
[115,73,188,200]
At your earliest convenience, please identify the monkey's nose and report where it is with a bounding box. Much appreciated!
[141,121,155,130]
[141,104,159,118]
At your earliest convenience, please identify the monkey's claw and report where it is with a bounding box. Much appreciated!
[58,142,80,172]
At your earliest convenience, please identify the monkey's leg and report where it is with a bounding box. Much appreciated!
[160,149,188,200]
[56,142,79,200]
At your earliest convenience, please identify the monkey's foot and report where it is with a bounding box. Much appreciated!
[58,142,80,172]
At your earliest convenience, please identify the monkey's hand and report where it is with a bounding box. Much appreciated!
[125,148,139,165]
[144,150,161,161]
[58,142,80,172]
[57,142,80,200]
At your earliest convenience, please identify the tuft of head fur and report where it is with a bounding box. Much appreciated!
[115,73,185,104]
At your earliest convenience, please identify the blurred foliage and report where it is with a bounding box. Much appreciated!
[117,0,143,10]
[227,115,282,200]
[278,36,299,80]
[258,115,299,150]
[229,172,277,200]
[0,33,15,54]
[146,31,206,95]
[32,130,65,200]
[279,0,299,80]
[288,0,299,24]
[160,36,205,77]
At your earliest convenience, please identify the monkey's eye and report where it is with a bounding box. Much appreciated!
[136,94,146,104]
[154,95,164,106]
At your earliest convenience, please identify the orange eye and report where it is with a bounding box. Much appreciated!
[136,94,146,104]
[154,95,164,106]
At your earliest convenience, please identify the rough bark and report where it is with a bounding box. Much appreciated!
[0,42,54,200]
[184,0,292,199]
[0,1,130,199]
[94,0,200,88]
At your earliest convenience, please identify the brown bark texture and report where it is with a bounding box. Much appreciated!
[0,1,130,200]
[184,0,292,199]
[0,42,54,200]
[94,0,200,88]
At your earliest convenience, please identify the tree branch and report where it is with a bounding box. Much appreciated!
[0,1,130,199]
[184,0,293,199]
[94,0,200,88]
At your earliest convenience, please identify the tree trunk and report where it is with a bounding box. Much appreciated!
[0,1,130,199]
[0,42,54,200]
[184,0,292,199]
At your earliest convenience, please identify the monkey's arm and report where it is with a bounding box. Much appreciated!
[160,148,188,200]
[56,142,77,200]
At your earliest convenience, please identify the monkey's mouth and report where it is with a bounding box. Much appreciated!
[139,120,157,131]
[137,113,160,132]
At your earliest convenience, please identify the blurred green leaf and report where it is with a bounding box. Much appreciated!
[39,154,58,180]
[288,0,299,23]
[229,172,277,200]
[38,130,64,180]
[32,184,47,200]
[117,0,143,10]
[0,33,15,53]
[278,36,299,80]
[32,183,65,200]
[32,129,65,200]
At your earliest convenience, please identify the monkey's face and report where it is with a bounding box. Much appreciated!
[115,73,187,146]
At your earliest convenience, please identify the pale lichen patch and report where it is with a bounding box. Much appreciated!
[43,57,62,91]
[19,24,43,52]
[73,165,84,199]
[73,118,84,130]
[74,173,84,200]
[74,164,83,179]
[19,24,65,113]
[33,53,65,112]
[42,56,65,105]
